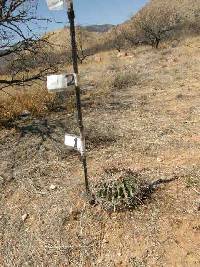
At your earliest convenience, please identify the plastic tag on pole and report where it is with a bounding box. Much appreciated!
[47,73,76,92]
[64,134,84,155]
[46,0,64,10]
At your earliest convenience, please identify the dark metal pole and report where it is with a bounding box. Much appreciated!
[66,0,90,195]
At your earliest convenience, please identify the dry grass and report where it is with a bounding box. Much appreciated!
[111,71,139,90]
[0,84,76,127]
[0,36,200,266]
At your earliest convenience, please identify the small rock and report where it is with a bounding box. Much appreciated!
[50,184,57,190]
[22,214,28,222]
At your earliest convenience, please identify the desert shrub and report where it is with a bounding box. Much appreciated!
[111,71,139,90]
[93,70,138,94]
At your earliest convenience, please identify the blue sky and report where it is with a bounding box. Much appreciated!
[38,0,148,33]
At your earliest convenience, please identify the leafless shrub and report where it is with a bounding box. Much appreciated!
[133,2,182,48]
[0,0,57,90]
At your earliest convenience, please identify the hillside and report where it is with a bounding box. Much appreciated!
[83,24,114,33]
[46,26,102,52]
[0,35,199,266]
[107,0,200,50]
[42,0,200,61]
[0,0,200,266]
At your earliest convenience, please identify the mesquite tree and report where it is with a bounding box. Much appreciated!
[0,0,56,89]
[110,25,126,52]
[133,2,181,48]
[76,25,91,63]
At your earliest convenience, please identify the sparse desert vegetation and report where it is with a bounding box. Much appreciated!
[0,0,200,266]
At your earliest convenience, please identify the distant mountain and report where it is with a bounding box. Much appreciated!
[83,24,114,33]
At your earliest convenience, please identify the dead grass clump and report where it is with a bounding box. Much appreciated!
[85,123,117,150]
[0,89,75,127]
[86,133,116,150]
[84,71,139,107]
[0,89,50,121]
[185,167,200,189]
[111,71,139,90]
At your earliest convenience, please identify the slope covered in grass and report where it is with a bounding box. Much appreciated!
[0,35,199,266]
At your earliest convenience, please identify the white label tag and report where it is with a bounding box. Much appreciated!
[47,74,75,92]
[46,0,64,10]
[64,134,84,154]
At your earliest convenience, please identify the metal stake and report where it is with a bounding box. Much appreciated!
[66,0,90,195]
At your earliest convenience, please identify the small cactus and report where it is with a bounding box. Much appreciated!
[94,168,177,211]
[95,168,148,211]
